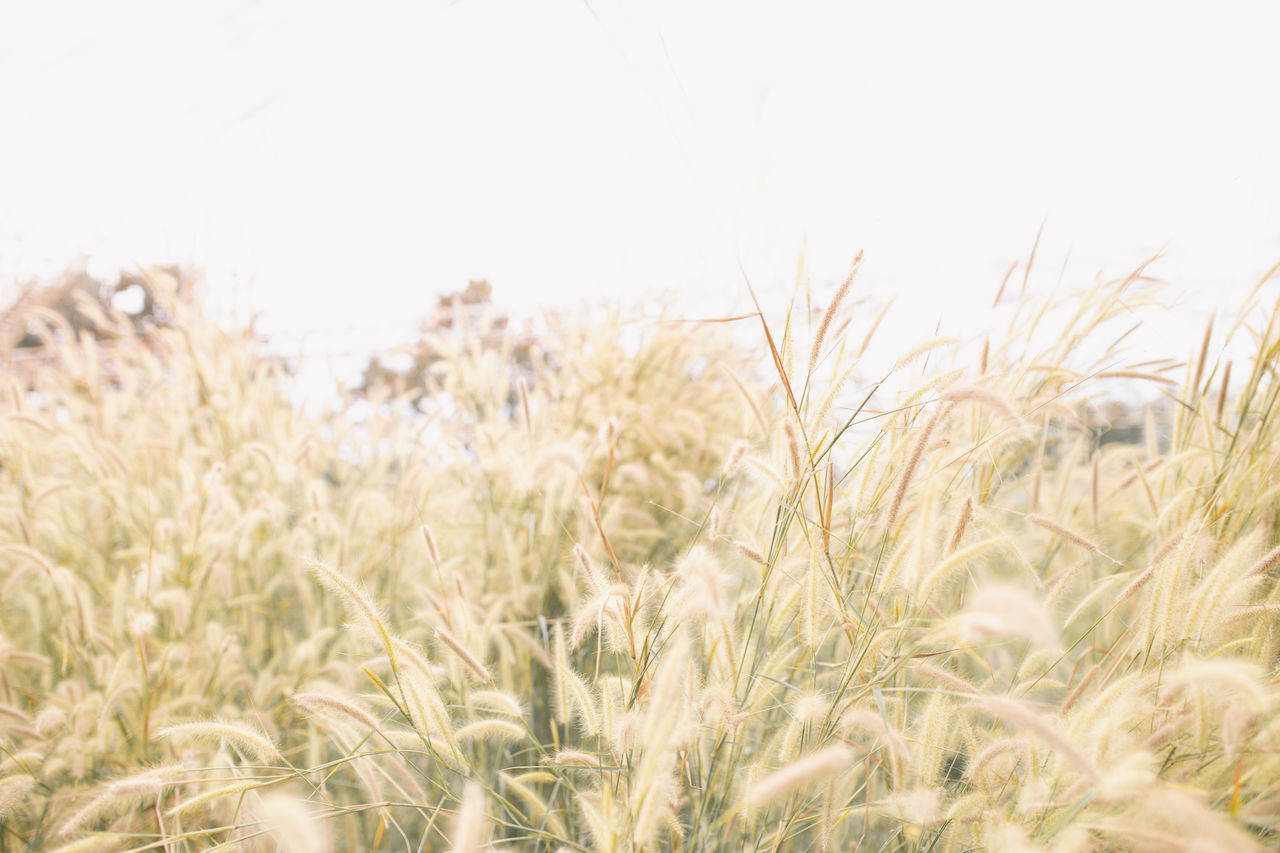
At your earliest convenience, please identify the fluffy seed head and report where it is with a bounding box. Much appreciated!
[157,720,281,763]
[746,745,853,807]
[434,626,494,683]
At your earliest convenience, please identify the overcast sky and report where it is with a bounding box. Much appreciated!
[2,1,1278,388]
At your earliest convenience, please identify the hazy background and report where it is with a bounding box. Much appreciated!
[2,1,1278,395]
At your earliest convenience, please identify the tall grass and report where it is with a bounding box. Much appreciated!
[1,262,1279,851]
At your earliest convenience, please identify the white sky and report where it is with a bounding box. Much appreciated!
[2,1,1278,390]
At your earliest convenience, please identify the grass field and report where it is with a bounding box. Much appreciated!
[2,261,1279,851]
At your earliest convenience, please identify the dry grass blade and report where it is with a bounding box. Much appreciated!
[741,262,799,412]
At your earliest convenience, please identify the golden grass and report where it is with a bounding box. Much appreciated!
[1,263,1279,850]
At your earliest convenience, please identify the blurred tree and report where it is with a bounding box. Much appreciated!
[0,265,294,396]
[1,264,193,351]
[357,279,534,413]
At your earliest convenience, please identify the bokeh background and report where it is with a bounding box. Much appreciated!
[2,1,1278,397]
